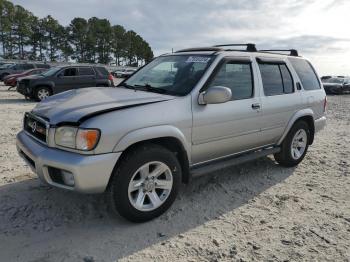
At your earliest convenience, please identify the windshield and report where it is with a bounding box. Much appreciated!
[122,54,215,96]
[40,67,61,77]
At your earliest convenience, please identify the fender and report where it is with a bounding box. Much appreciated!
[33,81,55,90]
[277,109,314,145]
[113,125,191,162]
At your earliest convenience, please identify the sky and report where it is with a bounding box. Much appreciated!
[12,0,350,75]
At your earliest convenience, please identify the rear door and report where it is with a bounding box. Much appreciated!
[288,58,325,120]
[191,57,264,164]
[257,57,302,144]
[77,67,97,87]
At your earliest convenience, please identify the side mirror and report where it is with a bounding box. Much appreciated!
[198,86,232,105]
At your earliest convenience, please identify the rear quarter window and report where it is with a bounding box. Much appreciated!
[79,67,95,76]
[95,66,109,76]
[289,58,320,90]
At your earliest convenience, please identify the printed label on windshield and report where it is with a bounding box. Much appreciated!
[185,56,211,63]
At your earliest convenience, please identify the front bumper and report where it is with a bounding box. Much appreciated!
[315,116,326,133]
[16,130,121,193]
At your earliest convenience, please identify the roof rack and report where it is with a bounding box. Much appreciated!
[259,49,299,57]
[175,47,223,53]
[213,43,257,52]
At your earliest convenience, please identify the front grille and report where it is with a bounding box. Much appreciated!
[24,113,48,143]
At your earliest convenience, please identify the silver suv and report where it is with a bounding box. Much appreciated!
[16,44,327,222]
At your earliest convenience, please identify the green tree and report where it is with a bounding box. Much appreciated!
[69,17,88,62]
[111,25,126,65]
[0,0,153,63]
[42,15,62,61]
[12,5,33,59]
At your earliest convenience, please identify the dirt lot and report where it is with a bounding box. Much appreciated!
[0,84,349,262]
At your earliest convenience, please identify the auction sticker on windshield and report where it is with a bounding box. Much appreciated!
[186,56,211,63]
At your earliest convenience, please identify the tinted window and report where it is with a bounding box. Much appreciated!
[22,64,35,70]
[280,65,294,93]
[36,63,50,69]
[79,67,95,76]
[208,61,253,100]
[259,64,284,96]
[289,58,320,90]
[62,68,77,76]
[95,66,109,76]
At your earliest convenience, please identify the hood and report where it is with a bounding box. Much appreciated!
[20,74,44,81]
[32,87,175,125]
[4,73,20,80]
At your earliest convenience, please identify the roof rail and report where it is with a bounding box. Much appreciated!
[175,47,223,53]
[213,43,257,52]
[259,49,299,57]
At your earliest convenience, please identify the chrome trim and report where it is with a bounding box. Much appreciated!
[24,112,50,144]
[191,144,275,167]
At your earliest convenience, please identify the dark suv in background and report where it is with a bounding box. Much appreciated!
[322,77,350,94]
[17,65,114,101]
[0,63,50,80]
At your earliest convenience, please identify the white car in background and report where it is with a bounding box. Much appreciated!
[112,68,137,78]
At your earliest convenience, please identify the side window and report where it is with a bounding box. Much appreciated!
[289,58,320,90]
[207,61,253,100]
[280,65,294,93]
[79,67,95,76]
[23,64,35,70]
[95,67,109,76]
[36,63,50,69]
[63,68,77,77]
[259,64,284,96]
[258,63,295,96]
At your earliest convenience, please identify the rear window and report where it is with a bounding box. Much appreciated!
[79,67,95,76]
[95,66,109,76]
[289,58,320,90]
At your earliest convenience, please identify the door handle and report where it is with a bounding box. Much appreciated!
[251,103,261,110]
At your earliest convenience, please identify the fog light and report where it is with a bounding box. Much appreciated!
[61,170,75,186]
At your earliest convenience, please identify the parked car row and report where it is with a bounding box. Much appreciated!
[321,76,350,94]
[16,65,114,101]
[0,62,50,80]
[4,68,48,89]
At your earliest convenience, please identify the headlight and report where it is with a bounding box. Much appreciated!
[55,126,100,151]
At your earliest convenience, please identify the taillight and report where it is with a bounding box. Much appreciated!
[323,96,327,112]
[108,73,113,81]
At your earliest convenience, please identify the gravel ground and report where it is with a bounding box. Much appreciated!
[0,84,349,262]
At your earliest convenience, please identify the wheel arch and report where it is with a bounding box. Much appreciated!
[278,109,315,146]
[33,83,54,94]
[112,126,191,184]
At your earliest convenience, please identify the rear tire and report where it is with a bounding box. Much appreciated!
[34,86,52,101]
[107,144,181,222]
[274,121,310,167]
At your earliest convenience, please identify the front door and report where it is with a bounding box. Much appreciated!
[191,57,263,164]
[55,67,79,93]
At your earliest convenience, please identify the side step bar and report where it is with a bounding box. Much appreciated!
[190,147,280,177]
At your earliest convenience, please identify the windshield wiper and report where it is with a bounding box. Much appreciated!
[120,83,137,90]
[124,83,168,94]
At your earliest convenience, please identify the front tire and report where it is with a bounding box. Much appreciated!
[107,144,181,222]
[34,86,52,101]
[274,121,310,167]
